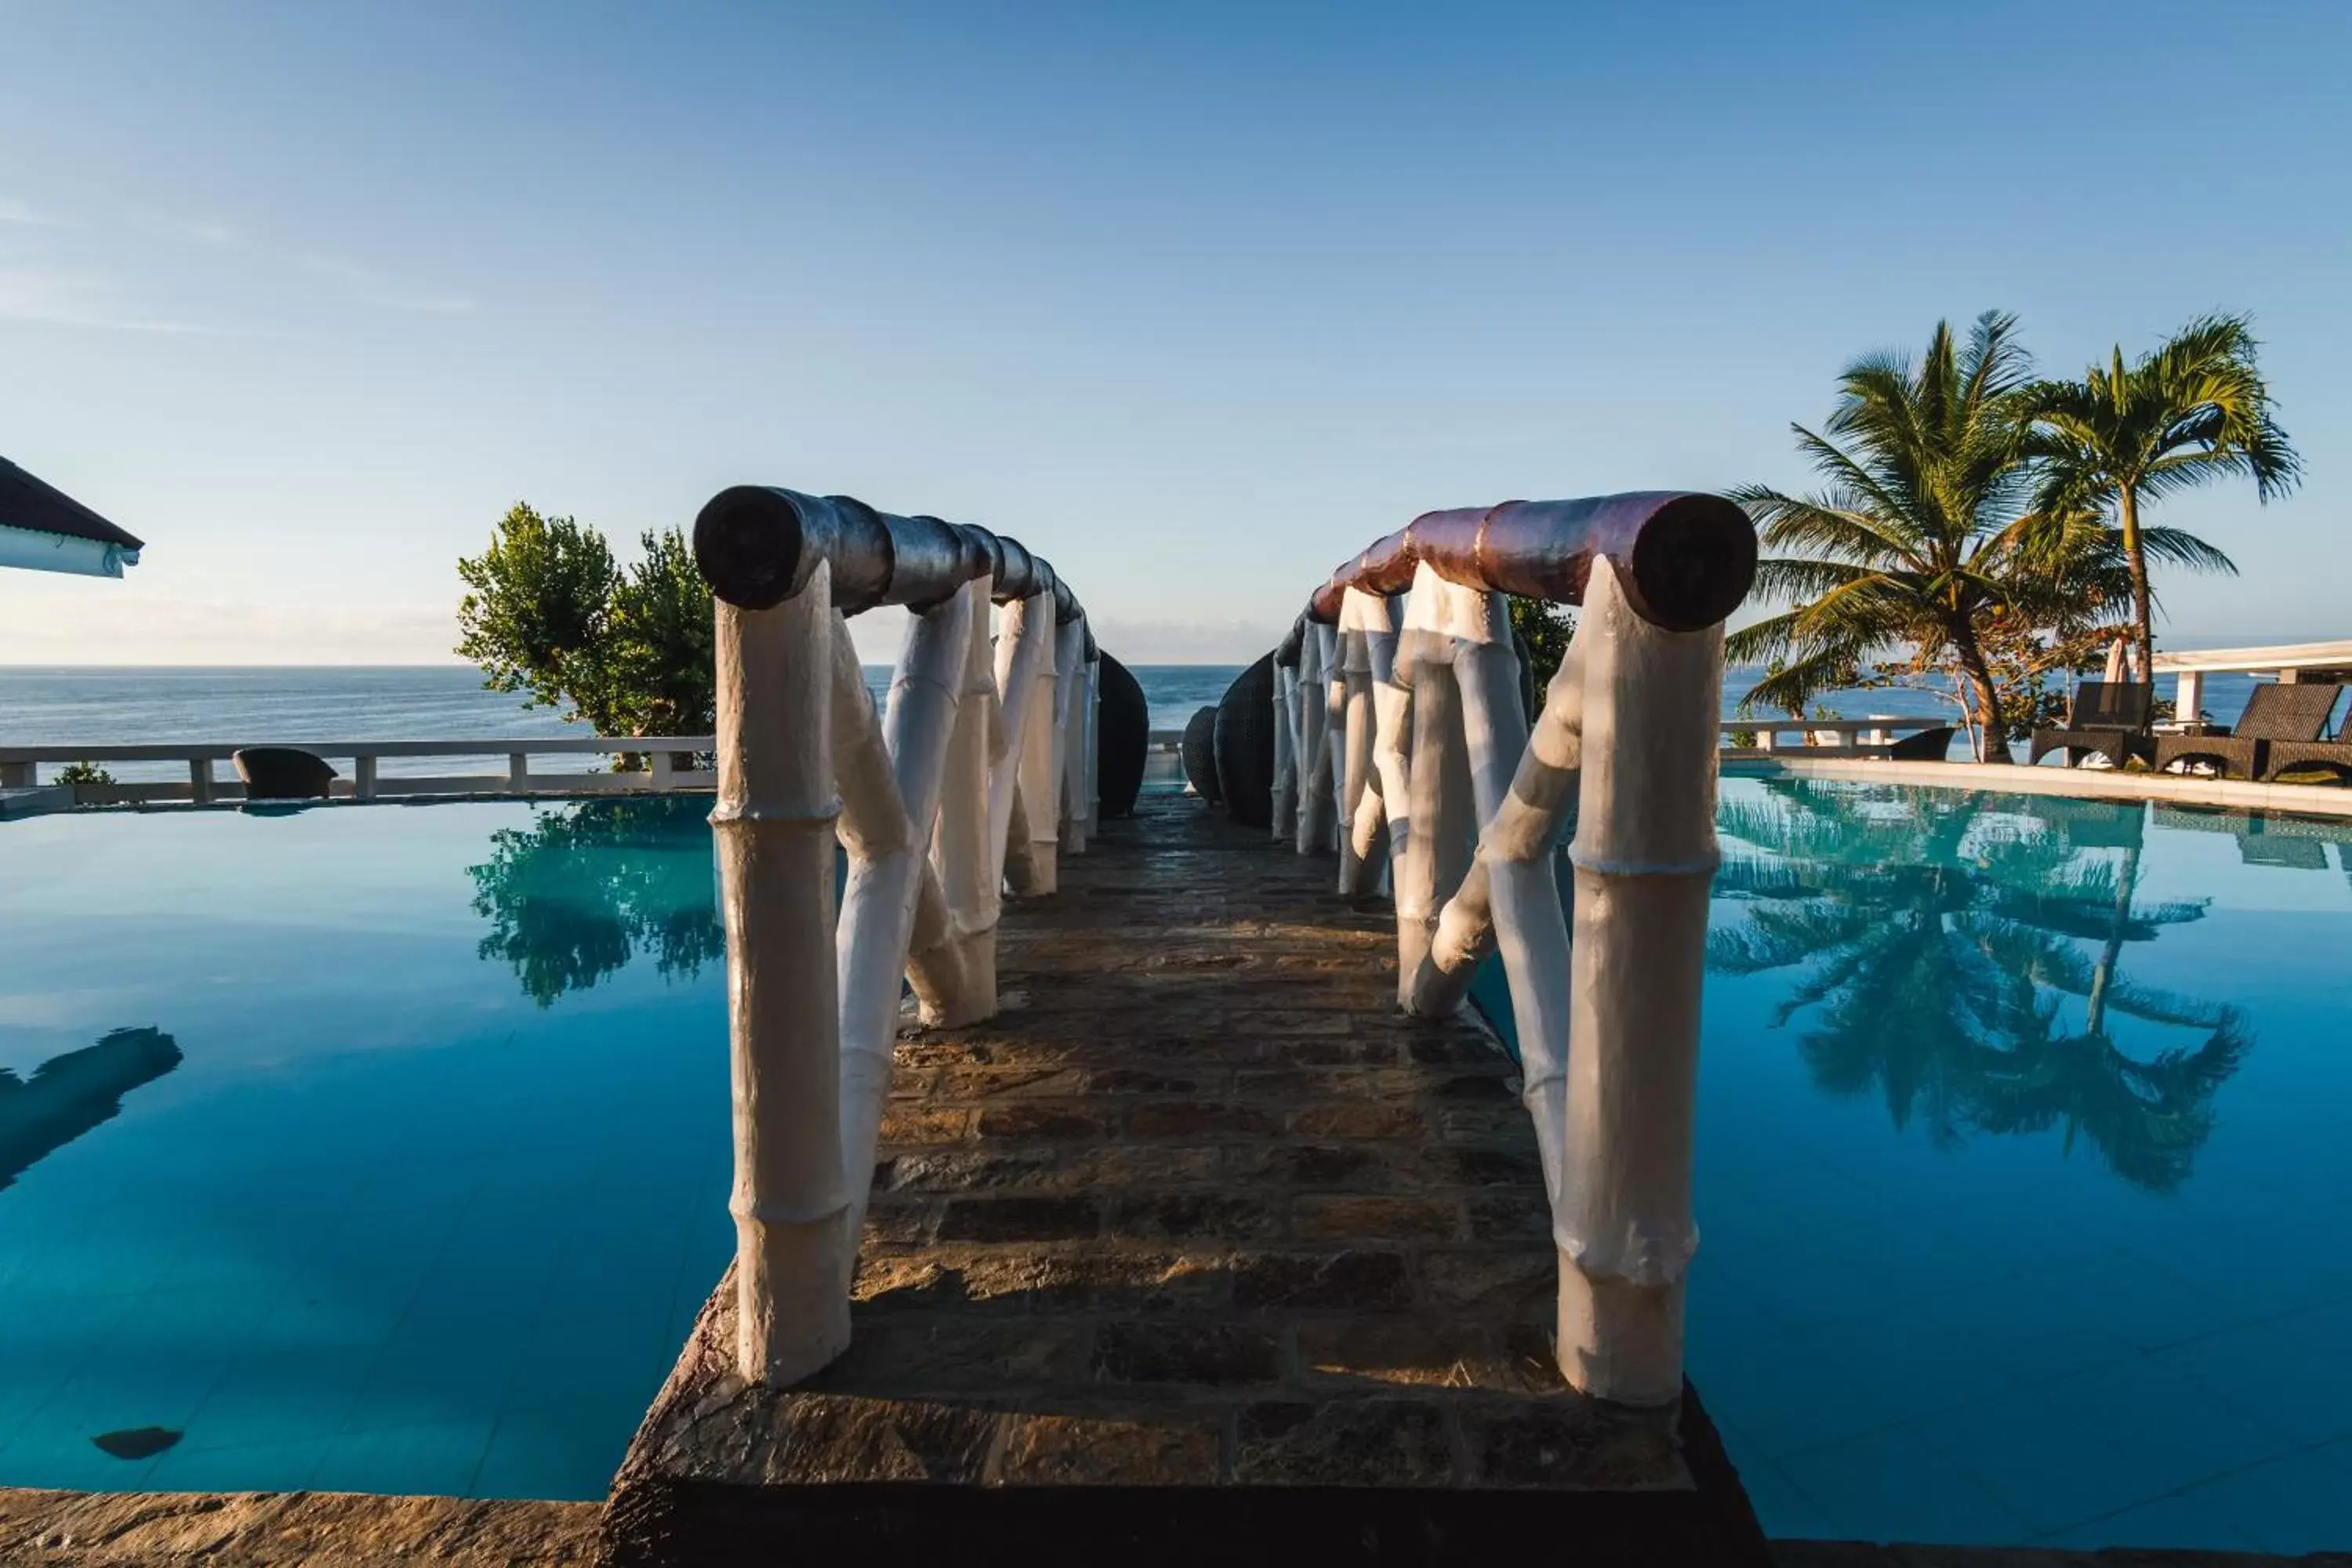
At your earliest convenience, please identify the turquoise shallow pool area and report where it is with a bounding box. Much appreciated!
[2,782,2350,1552]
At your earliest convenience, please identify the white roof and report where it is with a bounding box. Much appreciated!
[2152,640,2352,674]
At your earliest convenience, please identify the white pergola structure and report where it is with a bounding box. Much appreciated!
[2155,641,2352,726]
[690,486,1098,1385]
[0,457,144,794]
[0,456,143,579]
[1269,492,1757,1406]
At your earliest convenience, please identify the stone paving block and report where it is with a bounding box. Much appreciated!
[991,1410,1223,1484]
[1292,1194,1463,1243]
[1091,1322,1284,1387]
[1230,1250,1414,1312]
[1109,1193,1283,1242]
[936,1196,1103,1243]
[1230,1398,1454,1486]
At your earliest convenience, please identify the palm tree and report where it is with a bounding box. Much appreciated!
[2021,314,2300,680]
[1730,312,2049,760]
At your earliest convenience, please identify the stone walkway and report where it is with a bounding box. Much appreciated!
[604,793,1765,1562]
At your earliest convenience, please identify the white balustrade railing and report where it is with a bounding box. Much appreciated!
[1271,492,1759,1406]
[691,485,1098,1385]
[0,735,717,803]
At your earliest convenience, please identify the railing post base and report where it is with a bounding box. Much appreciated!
[1556,1258,1687,1408]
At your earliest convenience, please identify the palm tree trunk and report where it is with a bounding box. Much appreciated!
[1954,633,2007,762]
[2083,843,2137,1037]
[2118,485,2155,682]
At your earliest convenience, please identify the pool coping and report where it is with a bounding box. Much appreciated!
[0,1488,2335,1566]
[1734,757,2352,821]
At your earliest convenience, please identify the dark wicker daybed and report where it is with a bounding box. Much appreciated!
[1875,724,1956,762]
[2260,702,2352,784]
[2153,682,2343,782]
[2028,681,2154,768]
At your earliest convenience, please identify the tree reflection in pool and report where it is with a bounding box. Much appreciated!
[466,796,724,1007]
[1709,779,2249,1192]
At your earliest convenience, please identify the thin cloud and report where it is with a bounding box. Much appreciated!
[0,198,64,227]
[0,265,259,336]
[301,253,477,314]
[361,289,476,314]
[149,216,238,246]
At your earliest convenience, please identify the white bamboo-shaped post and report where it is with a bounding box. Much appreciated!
[1434,591,1580,1229]
[1323,622,1347,855]
[835,593,971,1243]
[1048,618,1086,858]
[909,579,998,1025]
[1419,602,1588,1014]
[1555,557,1724,1406]
[1296,625,1336,855]
[1272,658,1298,840]
[989,593,1056,895]
[1391,572,1465,1006]
[1009,615,1067,894]
[711,559,851,1386]
[1337,590,1388,895]
[1358,601,1410,877]
[1081,654,1102,844]
[1061,643,1094,855]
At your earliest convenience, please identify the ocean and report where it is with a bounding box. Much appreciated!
[0,663,2272,785]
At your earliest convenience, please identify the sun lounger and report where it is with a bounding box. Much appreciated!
[2154,682,2341,782]
[1860,724,1955,761]
[2028,681,2154,768]
[2260,702,2352,783]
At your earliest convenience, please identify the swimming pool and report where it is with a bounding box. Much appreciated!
[2,782,2347,1552]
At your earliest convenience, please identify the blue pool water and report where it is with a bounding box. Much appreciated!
[2,782,2349,1551]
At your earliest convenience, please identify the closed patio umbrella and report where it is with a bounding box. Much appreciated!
[0,456,143,578]
[2102,636,2132,685]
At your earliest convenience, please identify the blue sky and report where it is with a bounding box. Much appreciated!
[1,0,2344,664]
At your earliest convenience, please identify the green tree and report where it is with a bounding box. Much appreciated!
[1509,597,1575,720]
[456,503,714,759]
[1727,313,2048,760]
[2021,314,2298,681]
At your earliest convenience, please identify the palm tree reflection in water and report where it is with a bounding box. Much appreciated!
[1710,779,2248,1192]
[466,797,724,1006]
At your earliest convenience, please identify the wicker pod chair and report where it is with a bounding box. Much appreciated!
[1094,652,1150,818]
[2154,682,2343,782]
[233,746,337,801]
[1214,652,1277,830]
[1181,706,1221,803]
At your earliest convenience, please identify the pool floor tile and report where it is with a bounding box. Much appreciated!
[469,1397,643,1500]
[1913,1385,2201,1535]
[308,1416,499,1497]
[2042,1488,2263,1552]
[1731,1456,1848,1541]
[139,1435,328,1494]
[1776,1423,2033,1545]
[174,1344,376,1454]
[2180,1440,2352,1555]
[2032,1356,2297,1511]
[2147,1325,2352,1449]
[1681,1338,1909,1460]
